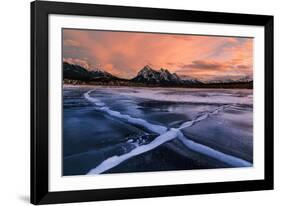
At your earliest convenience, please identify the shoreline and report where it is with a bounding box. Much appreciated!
[63,83,253,90]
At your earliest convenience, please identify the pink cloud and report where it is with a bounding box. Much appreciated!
[63,29,253,81]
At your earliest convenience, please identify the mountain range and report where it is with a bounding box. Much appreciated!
[132,65,202,85]
[206,76,253,84]
[63,62,253,88]
[63,62,119,82]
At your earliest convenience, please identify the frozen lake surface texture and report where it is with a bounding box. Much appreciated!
[63,86,253,176]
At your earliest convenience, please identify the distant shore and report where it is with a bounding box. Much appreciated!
[63,79,253,89]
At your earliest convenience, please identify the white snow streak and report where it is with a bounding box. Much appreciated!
[84,89,252,174]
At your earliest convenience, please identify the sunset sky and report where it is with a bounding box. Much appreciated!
[63,29,253,81]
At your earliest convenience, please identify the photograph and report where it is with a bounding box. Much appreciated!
[62,29,254,176]
[29,1,274,204]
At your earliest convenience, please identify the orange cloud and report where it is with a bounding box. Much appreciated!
[63,39,81,47]
[63,29,253,81]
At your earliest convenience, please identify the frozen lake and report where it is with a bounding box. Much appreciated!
[63,86,253,176]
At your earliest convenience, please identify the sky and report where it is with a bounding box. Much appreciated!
[63,29,253,81]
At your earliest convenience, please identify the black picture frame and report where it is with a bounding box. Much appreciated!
[31,0,274,204]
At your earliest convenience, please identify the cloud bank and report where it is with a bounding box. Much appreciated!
[63,29,253,81]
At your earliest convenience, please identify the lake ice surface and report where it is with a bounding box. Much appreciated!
[63,86,253,176]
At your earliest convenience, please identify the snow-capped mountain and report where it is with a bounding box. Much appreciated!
[89,69,117,80]
[63,62,251,88]
[206,76,253,84]
[132,65,199,85]
[63,62,93,81]
[63,62,119,81]
[237,76,253,83]
[179,75,202,84]
[206,79,235,84]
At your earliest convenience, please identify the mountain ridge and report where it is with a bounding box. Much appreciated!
[63,61,252,88]
[132,65,198,85]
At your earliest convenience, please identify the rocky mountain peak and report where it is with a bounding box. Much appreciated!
[132,65,200,85]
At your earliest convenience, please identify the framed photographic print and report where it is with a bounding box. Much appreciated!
[31,0,274,204]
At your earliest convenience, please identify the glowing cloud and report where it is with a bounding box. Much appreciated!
[63,29,253,81]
